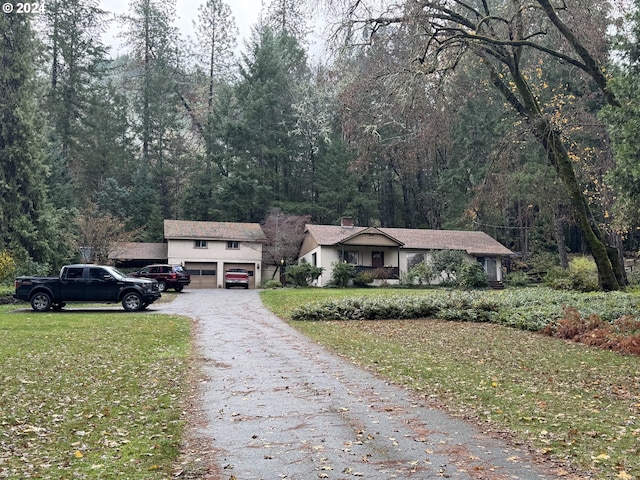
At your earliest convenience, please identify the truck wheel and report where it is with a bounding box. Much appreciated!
[31,292,52,312]
[174,286,184,292]
[157,281,167,292]
[122,292,143,312]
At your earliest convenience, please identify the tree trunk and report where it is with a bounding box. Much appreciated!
[532,114,621,290]
[484,58,624,290]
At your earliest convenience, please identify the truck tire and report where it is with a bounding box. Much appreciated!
[30,292,52,312]
[122,292,143,312]
[157,280,167,292]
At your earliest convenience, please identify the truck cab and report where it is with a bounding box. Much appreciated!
[14,264,161,312]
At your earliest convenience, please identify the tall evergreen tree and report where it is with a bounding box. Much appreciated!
[0,13,74,268]
[122,0,186,238]
[234,25,309,205]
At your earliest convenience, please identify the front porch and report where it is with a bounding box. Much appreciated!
[354,265,400,280]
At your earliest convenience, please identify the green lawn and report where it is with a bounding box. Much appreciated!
[0,302,192,479]
[261,288,640,480]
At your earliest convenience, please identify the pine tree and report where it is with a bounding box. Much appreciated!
[0,13,73,268]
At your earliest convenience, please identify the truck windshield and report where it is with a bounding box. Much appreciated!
[103,266,127,280]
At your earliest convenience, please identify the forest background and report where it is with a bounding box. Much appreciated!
[2,0,640,286]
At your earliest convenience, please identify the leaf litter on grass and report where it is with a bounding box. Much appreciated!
[292,317,640,479]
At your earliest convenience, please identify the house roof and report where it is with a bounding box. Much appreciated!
[109,242,168,260]
[164,220,266,242]
[304,224,513,256]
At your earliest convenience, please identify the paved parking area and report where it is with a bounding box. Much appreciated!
[157,289,561,479]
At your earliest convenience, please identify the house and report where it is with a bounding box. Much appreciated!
[164,220,266,288]
[110,220,266,289]
[298,222,513,287]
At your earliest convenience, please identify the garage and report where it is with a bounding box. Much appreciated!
[223,263,257,289]
[185,262,218,288]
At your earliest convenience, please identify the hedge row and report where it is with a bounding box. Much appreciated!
[289,288,640,332]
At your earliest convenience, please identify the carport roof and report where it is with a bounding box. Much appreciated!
[164,220,266,242]
[109,242,168,260]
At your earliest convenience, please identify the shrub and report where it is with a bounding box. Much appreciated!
[542,308,640,355]
[401,262,433,285]
[263,279,283,289]
[568,257,598,292]
[628,269,640,286]
[505,271,530,287]
[0,251,16,285]
[544,257,598,292]
[285,262,323,287]
[288,288,640,355]
[430,250,465,285]
[353,272,374,287]
[330,262,356,288]
[458,262,488,289]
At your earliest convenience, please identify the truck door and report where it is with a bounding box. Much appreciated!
[87,267,120,301]
[59,266,86,301]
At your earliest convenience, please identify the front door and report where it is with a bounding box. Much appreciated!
[486,258,498,281]
[372,251,384,268]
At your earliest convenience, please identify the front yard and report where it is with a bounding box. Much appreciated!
[2,286,639,479]
[261,287,640,479]
[0,302,192,479]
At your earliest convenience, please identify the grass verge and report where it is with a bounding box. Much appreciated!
[0,303,191,479]
[261,288,640,479]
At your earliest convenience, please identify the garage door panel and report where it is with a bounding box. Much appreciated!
[186,263,218,288]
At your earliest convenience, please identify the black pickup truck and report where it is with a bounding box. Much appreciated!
[14,264,161,312]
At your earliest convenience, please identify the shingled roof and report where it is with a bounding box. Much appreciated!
[164,220,266,242]
[305,224,513,256]
[108,242,168,260]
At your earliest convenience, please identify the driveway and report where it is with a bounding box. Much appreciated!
[158,289,562,479]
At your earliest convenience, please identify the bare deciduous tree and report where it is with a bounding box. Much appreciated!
[327,0,625,290]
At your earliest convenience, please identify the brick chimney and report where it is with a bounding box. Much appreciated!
[341,217,355,228]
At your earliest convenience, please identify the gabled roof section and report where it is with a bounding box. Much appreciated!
[305,224,513,256]
[305,224,368,245]
[164,220,266,242]
[339,227,404,247]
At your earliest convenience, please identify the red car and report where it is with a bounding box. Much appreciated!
[130,264,191,292]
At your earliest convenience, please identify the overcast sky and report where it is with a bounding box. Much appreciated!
[102,0,264,56]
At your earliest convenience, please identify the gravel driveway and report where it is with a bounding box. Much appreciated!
[158,289,561,480]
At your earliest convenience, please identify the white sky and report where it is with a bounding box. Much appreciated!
[102,0,264,56]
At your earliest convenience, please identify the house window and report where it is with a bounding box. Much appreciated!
[341,251,358,264]
[311,252,317,266]
[227,241,239,249]
[407,253,426,269]
[194,240,208,249]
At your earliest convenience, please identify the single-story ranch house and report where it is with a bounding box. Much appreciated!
[111,219,513,289]
[298,222,514,287]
